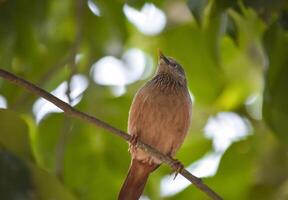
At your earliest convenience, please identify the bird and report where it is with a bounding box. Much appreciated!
[118,50,192,200]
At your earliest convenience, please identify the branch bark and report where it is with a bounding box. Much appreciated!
[0,69,223,200]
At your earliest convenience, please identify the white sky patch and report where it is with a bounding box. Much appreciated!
[75,53,83,64]
[204,112,252,152]
[140,196,150,200]
[110,85,126,97]
[161,112,252,197]
[0,95,7,109]
[245,93,262,120]
[90,48,149,96]
[140,55,154,80]
[123,3,166,35]
[88,0,101,16]
[92,56,126,85]
[186,152,222,178]
[33,74,88,123]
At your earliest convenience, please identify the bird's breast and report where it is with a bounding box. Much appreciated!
[128,84,192,163]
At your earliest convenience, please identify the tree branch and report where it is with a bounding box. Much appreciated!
[0,69,223,200]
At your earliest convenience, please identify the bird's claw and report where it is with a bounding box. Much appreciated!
[128,135,138,154]
[129,135,138,146]
[171,159,184,180]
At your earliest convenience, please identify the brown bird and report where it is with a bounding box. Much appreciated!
[118,50,192,200]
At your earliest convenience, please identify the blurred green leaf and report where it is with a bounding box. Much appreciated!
[0,149,33,200]
[31,162,77,200]
[279,10,288,30]
[263,23,288,142]
[125,0,164,9]
[177,132,212,164]
[0,109,33,161]
[160,24,225,104]
[225,14,239,44]
[205,138,255,200]
[242,0,288,25]
[0,148,76,200]
[216,36,263,110]
[34,113,64,171]
[187,0,208,25]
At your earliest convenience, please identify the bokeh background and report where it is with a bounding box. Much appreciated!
[0,0,288,199]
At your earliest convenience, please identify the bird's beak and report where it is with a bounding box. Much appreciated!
[158,49,170,65]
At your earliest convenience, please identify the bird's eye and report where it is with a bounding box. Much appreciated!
[171,63,177,68]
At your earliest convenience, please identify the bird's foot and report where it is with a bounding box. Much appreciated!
[128,135,138,154]
[171,159,184,180]
[129,135,138,146]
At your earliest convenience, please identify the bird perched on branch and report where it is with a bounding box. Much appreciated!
[118,50,192,200]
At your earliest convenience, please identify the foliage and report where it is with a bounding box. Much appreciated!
[0,0,288,199]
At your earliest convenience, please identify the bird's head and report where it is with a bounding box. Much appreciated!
[157,50,186,84]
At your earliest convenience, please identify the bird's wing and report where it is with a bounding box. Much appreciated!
[127,87,150,137]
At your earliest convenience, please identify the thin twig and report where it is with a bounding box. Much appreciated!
[0,69,223,200]
[55,116,72,179]
[55,0,84,179]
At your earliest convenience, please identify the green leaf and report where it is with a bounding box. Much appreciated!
[263,23,288,142]
[187,0,208,25]
[0,109,33,161]
[225,14,239,44]
[0,148,76,200]
[34,113,64,171]
[31,163,77,200]
[177,132,212,164]
[207,139,254,200]
[241,0,288,26]
[0,149,33,200]
[160,24,225,104]
[279,10,288,30]
[216,36,263,110]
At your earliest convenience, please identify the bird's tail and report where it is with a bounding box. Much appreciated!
[118,159,157,200]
